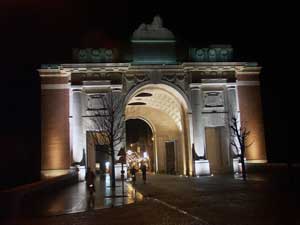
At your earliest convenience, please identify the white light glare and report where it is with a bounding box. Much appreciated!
[143,152,148,158]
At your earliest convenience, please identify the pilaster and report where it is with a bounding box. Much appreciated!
[236,68,267,161]
[39,69,71,174]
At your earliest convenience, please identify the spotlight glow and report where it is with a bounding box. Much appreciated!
[143,151,148,159]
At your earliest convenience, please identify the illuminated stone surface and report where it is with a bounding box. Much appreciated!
[39,17,266,177]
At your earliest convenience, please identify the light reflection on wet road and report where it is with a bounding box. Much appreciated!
[20,174,143,217]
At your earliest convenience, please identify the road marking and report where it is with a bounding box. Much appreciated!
[150,197,210,225]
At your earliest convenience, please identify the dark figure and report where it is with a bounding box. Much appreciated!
[141,164,147,184]
[130,166,136,185]
[85,167,95,208]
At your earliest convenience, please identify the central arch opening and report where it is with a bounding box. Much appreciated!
[126,119,154,172]
[125,83,192,175]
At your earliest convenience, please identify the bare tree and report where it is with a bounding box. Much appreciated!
[230,116,252,181]
[90,91,124,188]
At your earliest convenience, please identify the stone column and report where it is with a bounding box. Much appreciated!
[112,89,126,179]
[112,89,124,158]
[187,112,194,175]
[188,113,194,147]
[72,89,84,163]
[153,132,159,173]
[190,85,205,157]
[227,86,239,118]
[185,113,193,176]
[227,86,239,171]
[122,113,127,153]
[190,84,210,176]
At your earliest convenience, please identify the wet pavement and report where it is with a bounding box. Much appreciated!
[7,200,199,225]
[133,164,300,225]
[2,163,300,225]
[20,174,143,217]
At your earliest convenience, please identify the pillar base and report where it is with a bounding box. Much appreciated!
[246,160,268,163]
[233,158,240,173]
[70,166,86,181]
[41,169,70,178]
[194,160,210,176]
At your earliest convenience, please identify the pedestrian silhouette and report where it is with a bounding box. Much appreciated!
[141,164,147,184]
[85,167,95,209]
[130,166,136,185]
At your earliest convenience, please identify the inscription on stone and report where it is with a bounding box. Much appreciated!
[203,91,224,108]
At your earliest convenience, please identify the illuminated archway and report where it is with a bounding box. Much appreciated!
[124,83,193,175]
[125,118,156,172]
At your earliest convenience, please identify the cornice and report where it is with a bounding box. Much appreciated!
[39,62,261,76]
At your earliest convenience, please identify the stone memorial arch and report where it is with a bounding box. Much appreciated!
[39,16,266,178]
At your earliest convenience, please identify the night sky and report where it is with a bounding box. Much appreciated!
[0,1,292,188]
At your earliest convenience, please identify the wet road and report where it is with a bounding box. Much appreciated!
[20,174,143,217]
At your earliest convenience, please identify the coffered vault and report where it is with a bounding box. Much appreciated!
[125,84,191,174]
[127,84,184,131]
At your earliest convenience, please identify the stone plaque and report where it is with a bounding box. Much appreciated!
[203,91,224,108]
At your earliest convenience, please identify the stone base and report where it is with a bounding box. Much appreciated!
[233,158,240,173]
[42,167,86,181]
[73,166,86,182]
[115,163,128,180]
[41,169,70,178]
[246,160,268,163]
[194,160,210,176]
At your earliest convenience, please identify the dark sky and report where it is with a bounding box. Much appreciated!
[126,119,152,145]
[0,0,292,185]
[0,1,285,64]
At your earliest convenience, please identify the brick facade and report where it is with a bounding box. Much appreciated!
[237,76,267,161]
[41,87,70,170]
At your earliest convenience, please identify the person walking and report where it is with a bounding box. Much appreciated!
[141,164,147,184]
[85,167,95,208]
[130,166,136,185]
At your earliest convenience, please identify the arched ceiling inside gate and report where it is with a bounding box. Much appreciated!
[126,86,183,131]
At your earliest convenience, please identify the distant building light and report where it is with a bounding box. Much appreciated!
[143,152,148,159]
